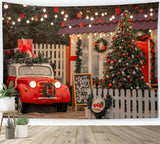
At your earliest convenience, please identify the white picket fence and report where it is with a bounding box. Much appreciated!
[32,44,66,84]
[89,89,158,119]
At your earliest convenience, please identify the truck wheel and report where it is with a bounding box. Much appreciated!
[57,103,67,112]
[16,91,26,114]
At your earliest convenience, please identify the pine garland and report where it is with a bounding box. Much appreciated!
[93,38,108,53]
[75,38,82,73]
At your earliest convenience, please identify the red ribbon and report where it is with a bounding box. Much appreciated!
[20,14,25,18]
[54,7,59,13]
[115,8,120,15]
[141,34,149,40]
[79,23,83,27]
[98,19,102,23]
[150,42,154,47]
[151,48,155,53]
[61,22,64,27]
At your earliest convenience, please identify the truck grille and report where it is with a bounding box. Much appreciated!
[39,81,55,96]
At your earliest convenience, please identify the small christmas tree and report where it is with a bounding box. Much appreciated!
[75,38,82,73]
[104,10,147,89]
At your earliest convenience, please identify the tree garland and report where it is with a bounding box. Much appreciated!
[42,82,56,97]
[93,38,108,53]
[87,90,112,119]
[135,34,158,84]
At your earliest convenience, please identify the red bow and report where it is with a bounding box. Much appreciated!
[115,8,120,15]
[61,22,64,27]
[54,7,59,13]
[98,19,102,23]
[79,23,83,27]
[20,14,25,18]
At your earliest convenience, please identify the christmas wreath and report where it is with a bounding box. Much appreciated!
[93,38,108,53]
[87,90,112,119]
[42,82,56,97]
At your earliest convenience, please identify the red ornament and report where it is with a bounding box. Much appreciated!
[135,7,139,10]
[6,50,10,54]
[128,19,132,22]
[119,79,122,82]
[114,49,117,52]
[117,35,120,38]
[93,43,98,46]
[124,14,127,17]
[108,83,112,88]
[151,66,153,69]
[35,15,38,21]
[151,60,154,63]
[123,33,125,36]
[129,49,132,51]
[127,75,130,79]
[77,13,82,18]
[54,7,59,13]
[136,64,139,67]
[108,77,110,80]
[123,64,125,67]
[121,46,124,49]
[136,56,138,58]
[20,14,25,18]
[114,59,117,62]
[140,78,142,80]
[130,79,133,82]
[107,55,109,58]
[115,8,120,15]
[128,45,132,48]
[132,65,134,68]
[151,48,155,53]
[79,23,83,27]
[139,10,143,13]
[128,57,131,60]
[7,19,10,23]
[118,72,121,75]
[107,60,110,63]
[122,53,126,57]
[124,41,127,43]
[98,19,102,23]
[119,21,122,23]
[121,25,123,27]
[140,63,143,66]
[111,61,114,64]
[61,22,65,27]
[128,41,131,44]
[131,23,133,26]
[131,34,134,36]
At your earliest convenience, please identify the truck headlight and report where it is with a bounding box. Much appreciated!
[55,82,61,88]
[29,81,36,88]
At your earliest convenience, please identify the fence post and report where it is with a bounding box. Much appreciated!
[132,89,137,118]
[150,90,155,118]
[126,89,131,118]
[144,89,149,118]
[120,89,125,119]
[109,89,114,119]
[115,89,119,119]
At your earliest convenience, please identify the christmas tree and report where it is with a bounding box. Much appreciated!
[104,10,147,89]
[75,38,82,73]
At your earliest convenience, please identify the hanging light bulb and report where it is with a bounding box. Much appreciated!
[107,33,109,36]
[54,15,58,18]
[112,15,115,19]
[4,3,9,9]
[130,15,133,19]
[43,8,46,13]
[103,34,105,36]
[40,17,44,21]
[63,34,65,36]
[23,5,27,7]
[64,18,67,21]
[101,13,105,16]
[150,13,153,16]
[150,8,153,12]
[110,32,113,35]
[50,22,54,25]
[8,17,11,20]
[31,17,34,21]
[44,14,48,18]
[26,20,30,24]
[77,34,81,37]
[105,12,107,15]
[12,21,15,25]
[17,18,21,22]
[65,14,68,18]
[69,25,72,29]
[149,29,152,33]
[90,17,94,21]
[61,11,64,15]
[94,33,97,36]
[86,16,89,19]
[88,36,90,38]
[2,17,4,21]
[144,14,148,18]
[89,24,92,27]
[95,12,98,16]
[109,17,112,21]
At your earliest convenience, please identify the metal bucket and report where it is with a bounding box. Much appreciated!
[5,127,15,139]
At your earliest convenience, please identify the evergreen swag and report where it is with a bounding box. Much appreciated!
[93,38,108,53]
[104,10,147,89]
[75,38,82,73]
[87,90,112,119]
[135,34,158,84]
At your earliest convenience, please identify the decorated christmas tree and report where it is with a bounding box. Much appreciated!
[104,10,147,89]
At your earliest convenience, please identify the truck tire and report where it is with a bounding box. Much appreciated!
[57,103,67,112]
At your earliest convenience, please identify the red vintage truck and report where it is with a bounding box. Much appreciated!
[7,63,70,113]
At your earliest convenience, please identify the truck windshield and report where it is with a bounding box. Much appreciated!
[19,66,52,76]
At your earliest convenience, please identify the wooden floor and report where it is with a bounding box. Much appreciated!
[0,126,160,144]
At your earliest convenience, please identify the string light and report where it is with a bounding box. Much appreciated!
[31,17,34,21]
[90,17,94,21]
[17,18,21,22]
[26,20,30,24]
[150,8,153,12]
[69,25,72,29]
[77,34,80,37]
[110,32,113,35]
[150,13,153,16]
[105,12,107,15]
[8,17,11,20]
[40,17,44,21]
[95,12,98,16]
[89,24,92,27]
[2,17,4,21]
[112,15,115,19]
[130,15,133,19]
[65,14,68,18]
[23,5,27,7]
[94,33,97,36]
[149,29,152,33]
[88,36,90,38]
[109,17,112,21]
[86,16,89,19]
[4,4,9,9]
[43,8,46,13]
[144,14,148,18]
[103,34,105,36]
[55,15,58,18]
[44,14,48,18]
[50,22,54,25]
[64,18,67,21]
[107,34,109,36]
[101,13,105,16]
[61,11,64,15]
[12,21,15,25]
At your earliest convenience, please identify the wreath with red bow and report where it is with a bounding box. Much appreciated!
[93,38,108,53]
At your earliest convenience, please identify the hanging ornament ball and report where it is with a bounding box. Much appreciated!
[107,55,109,58]
[140,78,143,80]
[118,72,121,75]
[108,77,110,80]
[128,19,132,22]
[119,21,122,23]
[128,41,131,44]
[123,33,125,36]
[139,53,142,56]
[136,56,138,58]
[117,52,119,55]
[127,75,130,79]
[119,79,122,82]
[131,23,133,26]
[111,61,114,64]
[123,64,125,67]
[124,41,127,43]
[128,57,131,60]
[107,60,110,63]
[121,25,123,27]
[130,79,133,82]
[121,46,124,49]
[114,59,117,62]
[117,35,120,38]
[131,34,134,36]
[122,53,126,56]
[108,83,112,88]
[114,49,117,52]
[136,64,139,67]
[129,49,132,52]
[124,14,127,17]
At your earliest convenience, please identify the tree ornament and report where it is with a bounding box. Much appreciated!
[6,50,10,54]
[136,56,138,58]
[123,64,125,67]
[119,21,122,23]
[108,83,112,88]
[122,53,126,56]
[127,75,130,79]
[130,79,133,82]
[121,25,123,27]
[119,79,122,82]
[93,38,108,53]
[107,60,110,63]
[128,57,131,60]
[114,49,117,52]
[118,72,121,75]
[114,59,117,62]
